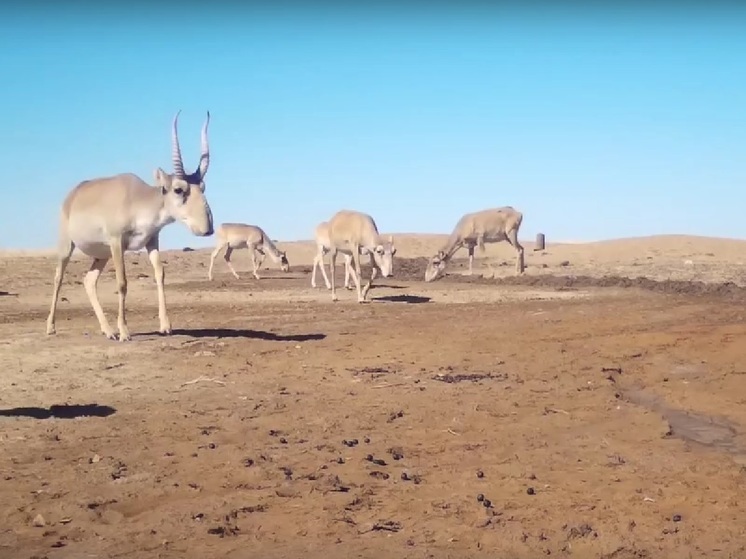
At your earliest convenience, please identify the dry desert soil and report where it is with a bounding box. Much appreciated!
[2,234,746,559]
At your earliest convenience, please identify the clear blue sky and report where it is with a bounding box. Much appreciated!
[1,3,744,250]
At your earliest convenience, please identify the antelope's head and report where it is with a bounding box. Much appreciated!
[155,110,214,237]
[425,250,447,282]
[371,235,396,278]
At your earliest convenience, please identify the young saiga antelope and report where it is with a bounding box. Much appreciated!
[311,220,355,290]
[326,210,396,303]
[208,223,290,280]
[46,111,215,341]
[424,206,525,282]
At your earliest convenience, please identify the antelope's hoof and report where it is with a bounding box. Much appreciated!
[102,329,117,341]
[46,324,56,336]
[159,322,172,335]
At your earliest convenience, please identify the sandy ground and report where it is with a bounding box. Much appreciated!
[2,234,746,558]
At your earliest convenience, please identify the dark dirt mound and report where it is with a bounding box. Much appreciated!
[392,258,746,299]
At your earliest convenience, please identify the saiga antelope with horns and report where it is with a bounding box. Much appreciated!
[46,111,215,341]
[208,223,290,281]
[326,210,396,303]
[424,206,525,282]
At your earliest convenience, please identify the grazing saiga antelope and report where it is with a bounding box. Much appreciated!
[424,206,525,282]
[208,223,290,281]
[46,111,215,341]
[310,220,355,290]
[326,210,396,303]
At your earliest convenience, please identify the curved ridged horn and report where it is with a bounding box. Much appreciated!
[172,110,186,178]
[196,111,210,179]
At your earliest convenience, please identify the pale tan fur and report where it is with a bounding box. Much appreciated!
[325,210,396,303]
[311,221,356,290]
[425,206,525,282]
[46,111,214,341]
[208,223,290,280]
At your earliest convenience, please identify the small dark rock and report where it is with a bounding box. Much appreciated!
[337,457,345,464]
[279,438,288,444]
[242,458,254,467]
[477,493,485,502]
[401,472,410,481]
[364,437,371,444]
[372,458,387,466]
[392,452,403,460]
[208,443,216,449]
[529,473,537,480]
[476,470,484,479]
[365,454,374,462]
[527,487,536,495]
[672,514,682,522]
[369,471,390,480]
[483,499,492,508]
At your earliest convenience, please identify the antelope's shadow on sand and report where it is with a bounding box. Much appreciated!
[0,404,117,420]
[138,328,327,342]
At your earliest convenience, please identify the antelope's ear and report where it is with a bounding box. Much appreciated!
[154,168,172,189]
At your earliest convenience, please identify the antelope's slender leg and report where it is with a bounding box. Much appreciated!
[249,244,261,280]
[110,238,130,342]
[223,246,240,279]
[361,253,378,299]
[208,241,225,280]
[330,248,339,301]
[467,245,475,275]
[46,236,75,335]
[506,228,525,274]
[312,247,331,289]
[83,257,116,340]
[344,254,353,289]
[350,245,365,303]
[147,237,171,334]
